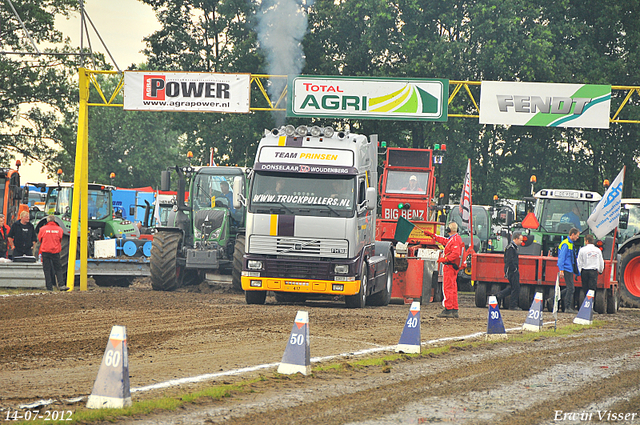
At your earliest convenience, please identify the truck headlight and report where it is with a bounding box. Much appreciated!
[248,260,263,270]
[334,264,349,274]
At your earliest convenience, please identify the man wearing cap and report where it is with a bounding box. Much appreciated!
[401,175,423,192]
[423,222,463,318]
[38,215,67,291]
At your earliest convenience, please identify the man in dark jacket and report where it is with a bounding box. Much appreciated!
[7,211,36,258]
[497,231,523,310]
[38,215,66,291]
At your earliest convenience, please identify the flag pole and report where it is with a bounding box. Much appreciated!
[468,159,474,253]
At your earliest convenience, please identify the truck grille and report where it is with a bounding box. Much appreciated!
[265,260,331,280]
[249,235,348,258]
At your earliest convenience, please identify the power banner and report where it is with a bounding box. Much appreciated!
[287,76,448,121]
[123,71,251,113]
[479,81,611,129]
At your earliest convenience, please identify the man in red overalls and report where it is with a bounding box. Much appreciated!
[38,215,66,291]
[424,222,464,318]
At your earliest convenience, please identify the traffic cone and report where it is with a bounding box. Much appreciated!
[86,325,131,409]
[522,292,544,332]
[395,301,421,354]
[573,289,595,325]
[277,311,311,375]
[486,296,507,339]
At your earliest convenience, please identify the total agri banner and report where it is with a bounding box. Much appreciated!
[479,81,611,129]
[123,71,251,113]
[287,76,448,121]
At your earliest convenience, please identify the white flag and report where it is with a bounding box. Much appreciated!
[587,167,625,239]
[553,273,561,320]
[459,159,472,232]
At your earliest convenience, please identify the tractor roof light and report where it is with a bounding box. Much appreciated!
[434,143,440,150]
[187,151,193,159]
[440,144,446,151]
[530,175,537,183]
[110,172,116,179]
[493,195,499,201]
[380,140,387,148]
[57,169,63,175]
[603,179,610,188]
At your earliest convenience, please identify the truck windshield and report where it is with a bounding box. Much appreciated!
[385,171,428,195]
[249,172,355,218]
[535,198,595,233]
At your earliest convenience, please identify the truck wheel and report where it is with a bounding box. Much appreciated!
[594,288,607,314]
[519,285,531,310]
[346,263,367,308]
[368,254,393,306]
[490,284,503,307]
[232,235,245,292]
[150,232,182,291]
[433,275,443,303]
[474,282,488,308]
[607,286,620,314]
[245,290,266,305]
[620,244,640,308]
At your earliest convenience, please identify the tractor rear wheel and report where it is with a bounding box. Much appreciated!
[232,235,245,292]
[150,231,182,291]
[620,243,640,308]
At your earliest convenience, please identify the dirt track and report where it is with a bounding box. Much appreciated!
[1,280,639,424]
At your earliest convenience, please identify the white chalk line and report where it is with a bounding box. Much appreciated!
[17,320,561,408]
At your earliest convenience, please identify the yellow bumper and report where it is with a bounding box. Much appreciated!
[241,276,361,295]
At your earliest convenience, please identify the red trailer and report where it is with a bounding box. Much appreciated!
[375,147,446,304]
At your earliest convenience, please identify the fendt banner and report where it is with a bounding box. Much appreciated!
[479,81,611,129]
[288,76,448,121]
[123,71,251,113]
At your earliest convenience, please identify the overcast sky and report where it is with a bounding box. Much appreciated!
[19,0,160,183]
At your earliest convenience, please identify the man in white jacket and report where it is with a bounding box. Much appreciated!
[577,234,605,294]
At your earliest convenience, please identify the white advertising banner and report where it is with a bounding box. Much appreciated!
[123,71,251,113]
[479,81,611,129]
[288,76,448,121]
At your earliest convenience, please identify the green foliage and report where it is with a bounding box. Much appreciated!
[0,0,78,175]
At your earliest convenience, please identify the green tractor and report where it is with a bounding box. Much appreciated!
[31,182,147,287]
[150,165,248,291]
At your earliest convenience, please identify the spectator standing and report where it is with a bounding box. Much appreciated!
[497,232,523,310]
[8,211,37,258]
[557,227,580,313]
[38,215,66,291]
[424,222,463,318]
[0,214,10,258]
[577,234,604,294]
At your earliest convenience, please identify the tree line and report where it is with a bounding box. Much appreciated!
[2,0,639,201]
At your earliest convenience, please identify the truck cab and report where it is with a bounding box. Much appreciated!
[241,125,392,307]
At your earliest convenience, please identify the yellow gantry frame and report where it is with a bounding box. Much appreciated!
[66,69,640,289]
